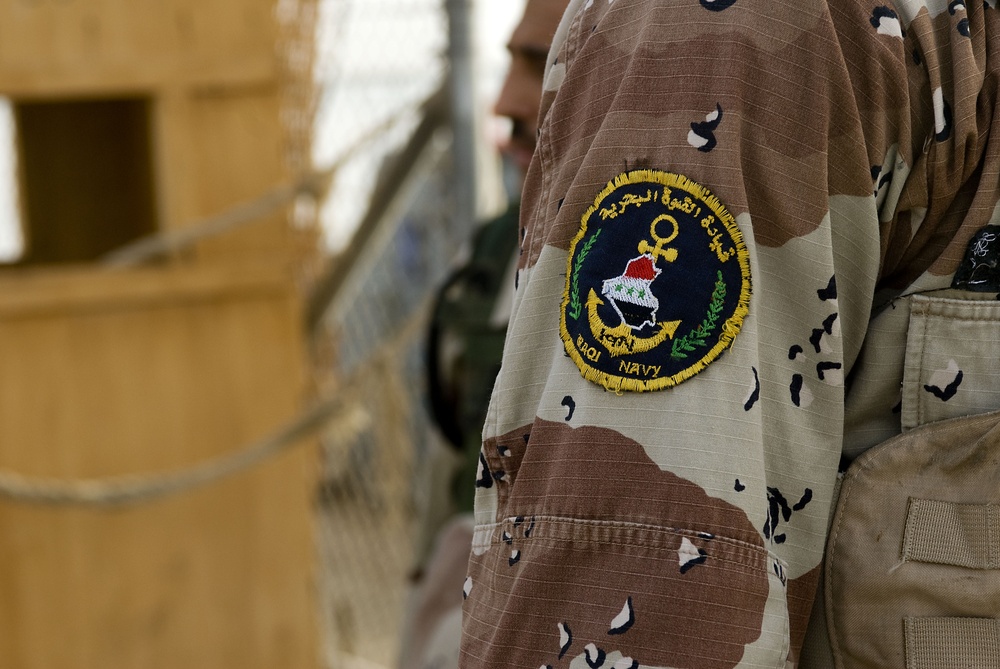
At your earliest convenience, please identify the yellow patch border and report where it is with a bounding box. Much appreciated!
[559,169,752,393]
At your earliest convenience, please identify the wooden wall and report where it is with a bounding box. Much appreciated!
[0,2,321,667]
[0,1,277,95]
[0,267,318,669]
[153,86,290,264]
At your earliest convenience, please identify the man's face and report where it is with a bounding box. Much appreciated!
[494,0,569,175]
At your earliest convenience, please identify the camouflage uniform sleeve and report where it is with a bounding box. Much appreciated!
[460,1,999,668]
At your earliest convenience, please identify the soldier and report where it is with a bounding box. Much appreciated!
[460,1,1000,667]
[401,2,571,669]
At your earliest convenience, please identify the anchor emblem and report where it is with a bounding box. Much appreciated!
[588,288,681,357]
[587,217,683,357]
[637,214,680,264]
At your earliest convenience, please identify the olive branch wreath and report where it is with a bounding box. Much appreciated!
[567,229,602,320]
[671,270,726,360]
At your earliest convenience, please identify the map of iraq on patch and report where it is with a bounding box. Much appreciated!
[561,170,751,392]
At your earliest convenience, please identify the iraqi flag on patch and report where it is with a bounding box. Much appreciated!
[602,254,662,330]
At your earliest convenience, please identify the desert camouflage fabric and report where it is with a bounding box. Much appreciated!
[460,1,1000,668]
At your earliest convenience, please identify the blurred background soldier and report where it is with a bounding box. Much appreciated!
[400,2,571,668]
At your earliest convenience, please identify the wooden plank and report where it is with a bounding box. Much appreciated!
[154,86,291,266]
[0,266,318,669]
[0,0,278,96]
[0,265,292,318]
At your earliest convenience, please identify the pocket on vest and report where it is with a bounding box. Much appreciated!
[901,294,1000,430]
[825,409,1000,668]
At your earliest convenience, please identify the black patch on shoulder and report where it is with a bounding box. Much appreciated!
[476,452,493,488]
[936,98,953,142]
[810,313,839,353]
[870,5,898,24]
[680,551,708,574]
[558,623,573,659]
[817,276,838,301]
[790,374,804,407]
[925,370,963,401]
[765,486,812,546]
[690,104,723,152]
[608,596,636,635]
[562,395,577,421]
[789,344,804,360]
[793,488,813,511]
[735,479,746,492]
[585,644,607,668]
[817,361,842,381]
[744,367,761,411]
[951,225,1000,293]
[700,0,737,10]
[870,6,904,35]
[877,170,893,196]
[809,328,824,353]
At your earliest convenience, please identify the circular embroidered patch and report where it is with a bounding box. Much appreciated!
[560,170,751,392]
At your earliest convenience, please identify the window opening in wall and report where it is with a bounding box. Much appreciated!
[0,97,23,263]
[14,97,158,264]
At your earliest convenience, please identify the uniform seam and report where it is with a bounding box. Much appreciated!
[916,306,930,427]
[922,315,1000,323]
[825,472,853,669]
[479,515,771,556]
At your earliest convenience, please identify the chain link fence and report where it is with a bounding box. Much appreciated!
[305,1,518,667]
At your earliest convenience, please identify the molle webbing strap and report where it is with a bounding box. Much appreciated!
[903,498,1000,569]
[904,617,1000,669]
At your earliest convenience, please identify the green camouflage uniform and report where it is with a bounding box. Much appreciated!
[460,0,1000,667]
[428,202,521,514]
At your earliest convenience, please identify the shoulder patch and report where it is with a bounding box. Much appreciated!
[560,170,750,392]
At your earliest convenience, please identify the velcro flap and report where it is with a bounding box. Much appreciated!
[903,498,1000,569]
[905,617,1000,669]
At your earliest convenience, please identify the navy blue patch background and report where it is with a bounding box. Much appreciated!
[564,178,746,386]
